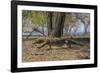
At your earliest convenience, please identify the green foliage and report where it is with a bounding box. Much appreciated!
[22,10,90,30]
[22,10,47,26]
[64,13,76,24]
[22,10,33,20]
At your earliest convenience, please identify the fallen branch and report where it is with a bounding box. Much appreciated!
[67,39,85,46]
[31,37,88,49]
[25,30,34,39]
[37,41,48,48]
[33,28,46,36]
[25,28,46,40]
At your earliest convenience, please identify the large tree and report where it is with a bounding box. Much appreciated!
[47,12,66,37]
[47,12,53,36]
[53,12,66,37]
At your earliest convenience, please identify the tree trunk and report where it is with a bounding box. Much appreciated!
[53,12,65,37]
[47,12,53,36]
[81,18,88,34]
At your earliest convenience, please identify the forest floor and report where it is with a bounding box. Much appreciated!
[22,37,90,62]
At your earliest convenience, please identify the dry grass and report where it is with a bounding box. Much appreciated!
[22,38,90,62]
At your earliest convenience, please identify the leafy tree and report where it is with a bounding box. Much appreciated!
[22,10,90,37]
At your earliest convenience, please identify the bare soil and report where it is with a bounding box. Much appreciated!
[22,37,90,62]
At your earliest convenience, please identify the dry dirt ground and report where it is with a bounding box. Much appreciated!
[22,38,90,62]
